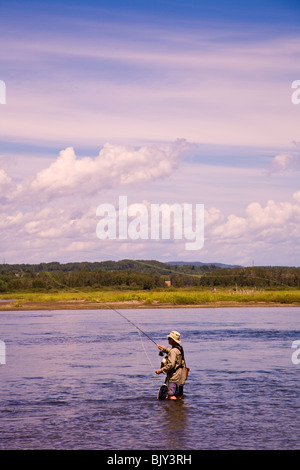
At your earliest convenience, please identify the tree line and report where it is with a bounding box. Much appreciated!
[0,260,299,292]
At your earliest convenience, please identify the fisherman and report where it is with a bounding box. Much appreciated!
[155,330,187,400]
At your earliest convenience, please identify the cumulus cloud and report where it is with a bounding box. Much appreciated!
[0,139,299,265]
[0,168,13,199]
[204,207,224,227]
[1,187,300,264]
[269,154,293,173]
[0,204,98,263]
[269,145,300,174]
[210,191,300,244]
[17,139,190,201]
[0,139,194,262]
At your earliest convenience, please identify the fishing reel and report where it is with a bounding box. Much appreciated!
[159,350,168,367]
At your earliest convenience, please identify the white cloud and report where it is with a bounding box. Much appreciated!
[0,140,299,265]
[204,207,224,227]
[270,154,293,172]
[23,139,189,201]
[293,190,300,204]
[209,191,300,246]
[1,184,299,265]
[0,169,12,198]
[269,145,300,174]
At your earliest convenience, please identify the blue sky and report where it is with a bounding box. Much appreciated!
[1,0,300,266]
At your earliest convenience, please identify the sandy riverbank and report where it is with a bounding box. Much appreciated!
[0,299,300,310]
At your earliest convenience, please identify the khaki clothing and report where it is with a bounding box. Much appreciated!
[159,346,186,386]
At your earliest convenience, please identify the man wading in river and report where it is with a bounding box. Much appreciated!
[155,331,187,400]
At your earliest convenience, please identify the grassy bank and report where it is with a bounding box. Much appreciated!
[1,287,300,309]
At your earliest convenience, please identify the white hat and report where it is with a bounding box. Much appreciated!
[168,330,181,344]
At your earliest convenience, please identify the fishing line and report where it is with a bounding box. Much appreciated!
[91,250,300,288]
[31,263,299,372]
[137,329,155,368]
[43,271,159,344]
[106,304,160,387]
[106,304,158,347]
[137,329,159,389]
[42,271,159,362]
[37,252,299,291]
[43,271,159,369]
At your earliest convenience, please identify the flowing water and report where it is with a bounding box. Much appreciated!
[0,306,300,450]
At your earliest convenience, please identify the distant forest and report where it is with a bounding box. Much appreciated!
[0,260,299,292]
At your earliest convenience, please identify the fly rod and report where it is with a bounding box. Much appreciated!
[42,271,158,346]
[107,304,158,346]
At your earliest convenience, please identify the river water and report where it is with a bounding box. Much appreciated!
[0,306,299,450]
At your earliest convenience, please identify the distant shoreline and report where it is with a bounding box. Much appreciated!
[1,287,300,310]
[1,299,300,311]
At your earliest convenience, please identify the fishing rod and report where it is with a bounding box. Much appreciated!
[41,271,158,347]
[107,304,158,346]
[107,305,162,378]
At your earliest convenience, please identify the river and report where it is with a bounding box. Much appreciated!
[0,307,299,450]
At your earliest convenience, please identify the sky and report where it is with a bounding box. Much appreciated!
[0,0,300,266]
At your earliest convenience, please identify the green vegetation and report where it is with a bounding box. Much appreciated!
[0,260,300,291]
[1,287,300,307]
[0,260,300,307]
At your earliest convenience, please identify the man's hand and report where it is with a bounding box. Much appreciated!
[155,369,162,375]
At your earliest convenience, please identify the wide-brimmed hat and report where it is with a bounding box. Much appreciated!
[168,330,181,344]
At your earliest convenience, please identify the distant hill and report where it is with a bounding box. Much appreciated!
[0,259,223,274]
[168,261,242,268]
[0,259,299,290]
